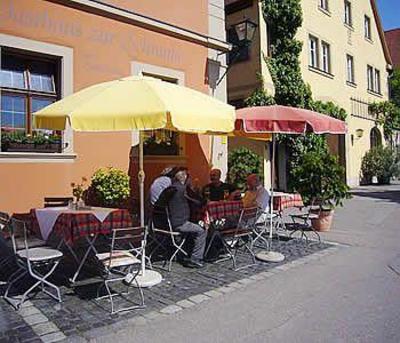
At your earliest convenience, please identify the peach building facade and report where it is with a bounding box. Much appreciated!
[0,0,230,213]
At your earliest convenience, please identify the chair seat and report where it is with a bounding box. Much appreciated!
[96,250,140,268]
[18,247,63,262]
[220,228,252,238]
[285,223,313,231]
[152,228,181,236]
[290,213,319,220]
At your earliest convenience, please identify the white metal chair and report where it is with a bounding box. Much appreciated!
[218,207,258,271]
[95,226,145,314]
[4,218,63,310]
[148,206,188,271]
[252,208,280,249]
[286,200,322,244]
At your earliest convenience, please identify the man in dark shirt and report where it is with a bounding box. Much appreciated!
[164,169,207,268]
[202,169,236,201]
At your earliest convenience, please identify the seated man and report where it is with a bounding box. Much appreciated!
[202,168,237,201]
[242,174,270,215]
[164,168,207,268]
[149,166,177,206]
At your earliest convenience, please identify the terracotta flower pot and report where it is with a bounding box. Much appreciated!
[311,209,334,232]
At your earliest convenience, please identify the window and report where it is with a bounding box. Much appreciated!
[141,73,181,156]
[370,127,382,148]
[0,49,62,152]
[367,65,374,91]
[346,54,355,83]
[364,15,371,40]
[321,42,331,73]
[374,69,381,94]
[319,0,329,12]
[367,65,381,94]
[309,35,319,68]
[344,1,352,26]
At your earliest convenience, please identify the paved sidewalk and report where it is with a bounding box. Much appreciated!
[93,183,400,343]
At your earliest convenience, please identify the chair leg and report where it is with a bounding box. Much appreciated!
[168,237,187,272]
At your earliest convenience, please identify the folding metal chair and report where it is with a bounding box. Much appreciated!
[218,207,258,271]
[252,208,280,249]
[44,197,73,208]
[95,226,145,314]
[4,218,63,310]
[286,200,321,244]
[148,206,188,272]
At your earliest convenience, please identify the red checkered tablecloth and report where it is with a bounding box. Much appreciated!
[31,208,132,245]
[207,200,243,220]
[273,193,304,212]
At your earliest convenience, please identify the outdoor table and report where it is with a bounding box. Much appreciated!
[206,200,243,222]
[31,207,132,283]
[273,192,304,212]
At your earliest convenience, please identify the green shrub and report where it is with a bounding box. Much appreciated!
[87,167,130,208]
[290,150,350,208]
[227,147,263,190]
[361,146,397,184]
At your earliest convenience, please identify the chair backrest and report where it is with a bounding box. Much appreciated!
[44,197,73,208]
[106,226,145,269]
[9,218,29,255]
[150,205,174,233]
[237,207,259,230]
[0,211,10,232]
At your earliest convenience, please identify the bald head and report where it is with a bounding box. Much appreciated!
[247,174,260,190]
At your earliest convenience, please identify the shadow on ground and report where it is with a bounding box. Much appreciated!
[351,190,400,205]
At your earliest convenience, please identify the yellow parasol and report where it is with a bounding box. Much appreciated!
[34,76,235,287]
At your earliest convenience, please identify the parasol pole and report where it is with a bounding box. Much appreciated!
[131,131,162,288]
[256,133,285,263]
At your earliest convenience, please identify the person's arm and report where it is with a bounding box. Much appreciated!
[185,187,207,207]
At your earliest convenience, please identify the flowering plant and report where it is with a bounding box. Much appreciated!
[71,177,87,202]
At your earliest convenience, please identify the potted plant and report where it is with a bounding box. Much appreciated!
[1,131,62,153]
[290,150,351,231]
[71,177,88,209]
[86,167,131,208]
[361,146,397,185]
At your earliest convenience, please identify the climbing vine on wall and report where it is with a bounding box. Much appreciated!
[244,0,350,190]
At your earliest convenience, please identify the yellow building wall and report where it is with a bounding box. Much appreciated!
[298,0,389,186]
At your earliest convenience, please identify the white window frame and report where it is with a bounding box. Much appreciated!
[309,35,319,69]
[0,33,74,161]
[364,15,372,40]
[367,65,374,91]
[321,41,331,73]
[374,68,381,94]
[344,0,352,27]
[346,54,355,83]
[319,0,329,12]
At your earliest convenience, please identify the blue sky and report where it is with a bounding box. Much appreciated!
[376,0,400,31]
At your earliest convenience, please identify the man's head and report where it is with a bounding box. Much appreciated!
[209,169,222,185]
[246,174,260,190]
[161,166,177,178]
[174,167,188,185]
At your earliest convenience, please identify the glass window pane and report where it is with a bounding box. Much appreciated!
[30,73,55,92]
[0,69,26,89]
[1,94,26,130]
[31,97,54,113]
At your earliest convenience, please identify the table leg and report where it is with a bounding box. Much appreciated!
[70,234,99,284]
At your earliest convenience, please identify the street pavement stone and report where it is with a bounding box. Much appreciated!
[40,331,66,343]
[23,313,49,326]
[31,321,59,336]
[159,305,183,314]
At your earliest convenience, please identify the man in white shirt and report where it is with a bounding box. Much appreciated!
[242,174,270,213]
